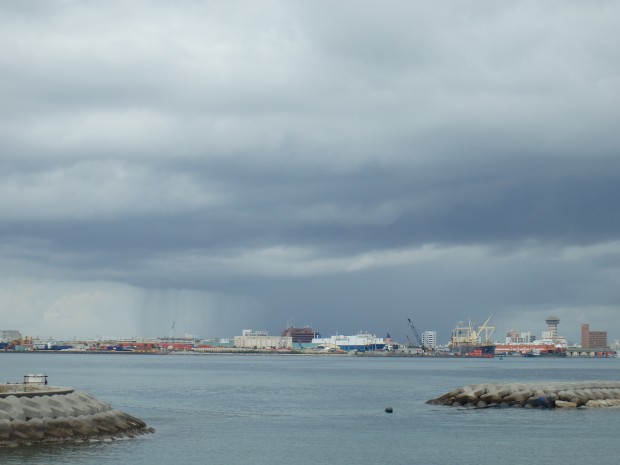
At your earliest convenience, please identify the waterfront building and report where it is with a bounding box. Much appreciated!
[422,331,437,349]
[506,330,535,344]
[235,330,291,349]
[281,325,320,343]
[581,323,608,349]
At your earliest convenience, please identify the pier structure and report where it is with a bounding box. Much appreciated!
[565,347,615,357]
[0,376,153,446]
[428,381,620,409]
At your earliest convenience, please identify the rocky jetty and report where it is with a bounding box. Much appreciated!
[0,382,154,446]
[427,381,620,409]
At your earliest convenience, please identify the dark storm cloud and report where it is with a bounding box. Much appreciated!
[4,154,619,262]
[1,1,619,341]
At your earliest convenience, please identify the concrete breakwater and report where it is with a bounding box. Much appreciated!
[0,383,154,446]
[427,381,620,409]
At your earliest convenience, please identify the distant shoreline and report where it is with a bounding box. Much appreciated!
[0,349,350,356]
[1,350,615,359]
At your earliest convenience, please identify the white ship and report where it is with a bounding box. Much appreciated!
[311,333,386,352]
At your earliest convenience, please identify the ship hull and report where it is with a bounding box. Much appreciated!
[335,343,386,352]
[495,343,567,357]
[451,344,496,358]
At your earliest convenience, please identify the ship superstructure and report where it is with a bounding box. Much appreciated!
[449,316,496,357]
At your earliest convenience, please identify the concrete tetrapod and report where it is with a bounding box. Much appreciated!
[427,381,620,409]
[0,384,154,446]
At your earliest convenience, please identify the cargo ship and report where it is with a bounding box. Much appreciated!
[311,333,386,352]
[495,342,567,357]
[449,316,496,358]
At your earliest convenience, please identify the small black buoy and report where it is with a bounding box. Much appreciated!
[385,407,393,413]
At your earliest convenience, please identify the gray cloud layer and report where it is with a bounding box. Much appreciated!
[1,1,619,342]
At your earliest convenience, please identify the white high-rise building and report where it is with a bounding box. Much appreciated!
[422,331,437,349]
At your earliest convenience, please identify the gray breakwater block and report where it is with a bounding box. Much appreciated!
[427,381,620,409]
[0,385,154,446]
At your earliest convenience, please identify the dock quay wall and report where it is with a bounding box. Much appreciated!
[427,381,620,409]
[0,385,154,446]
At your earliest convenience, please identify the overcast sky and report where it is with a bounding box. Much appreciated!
[1,0,619,344]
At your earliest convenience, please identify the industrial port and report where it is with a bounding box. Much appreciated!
[1,316,618,358]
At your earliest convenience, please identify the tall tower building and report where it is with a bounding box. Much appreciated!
[581,323,590,348]
[545,316,560,340]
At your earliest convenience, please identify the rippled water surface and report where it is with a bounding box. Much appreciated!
[2,353,619,464]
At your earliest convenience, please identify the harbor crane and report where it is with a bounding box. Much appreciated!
[407,318,427,352]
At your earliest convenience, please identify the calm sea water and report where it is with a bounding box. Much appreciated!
[1,353,620,464]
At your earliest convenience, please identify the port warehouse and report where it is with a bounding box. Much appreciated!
[233,335,292,350]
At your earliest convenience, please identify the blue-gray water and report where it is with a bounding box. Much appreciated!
[2,353,620,464]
